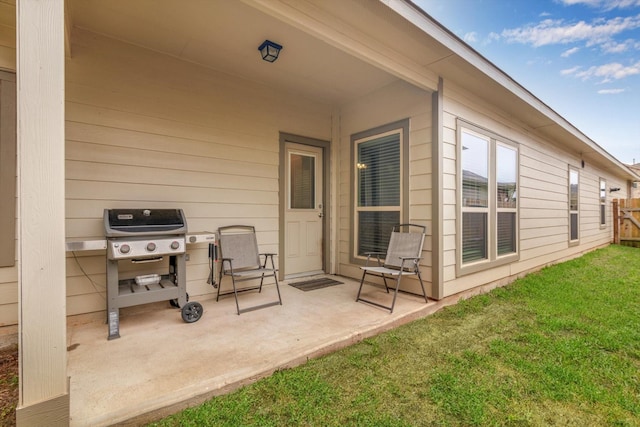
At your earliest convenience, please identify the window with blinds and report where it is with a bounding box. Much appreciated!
[461,130,489,263]
[459,121,519,273]
[569,168,579,242]
[599,178,606,227]
[355,130,402,257]
[289,153,315,209]
[497,144,517,256]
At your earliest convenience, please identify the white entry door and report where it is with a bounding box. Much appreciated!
[285,143,323,277]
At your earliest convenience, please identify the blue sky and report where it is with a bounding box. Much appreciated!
[413,0,640,165]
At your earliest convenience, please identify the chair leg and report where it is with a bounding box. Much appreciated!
[216,271,223,302]
[382,274,390,293]
[356,270,367,302]
[389,275,402,314]
[231,276,241,315]
[273,274,282,305]
[416,270,428,303]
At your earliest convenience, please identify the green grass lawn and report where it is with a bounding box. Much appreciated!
[150,245,640,426]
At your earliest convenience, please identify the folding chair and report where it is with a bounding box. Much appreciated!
[217,225,282,315]
[356,224,429,313]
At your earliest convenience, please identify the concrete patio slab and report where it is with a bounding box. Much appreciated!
[67,276,441,426]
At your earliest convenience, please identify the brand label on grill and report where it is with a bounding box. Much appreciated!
[117,214,134,220]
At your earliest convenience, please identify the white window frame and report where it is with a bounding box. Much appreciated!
[457,120,519,276]
[350,120,409,264]
[496,142,519,258]
[569,167,580,245]
[599,178,606,228]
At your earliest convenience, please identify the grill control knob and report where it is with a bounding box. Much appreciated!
[146,242,156,252]
[120,244,131,254]
[170,241,180,250]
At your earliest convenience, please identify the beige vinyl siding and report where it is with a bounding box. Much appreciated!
[61,29,332,319]
[0,4,15,326]
[337,80,433,295]
[442,79,625,297]
[0,1,15,72]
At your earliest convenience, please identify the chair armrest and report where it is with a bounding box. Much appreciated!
[220,257,234,273]
[259,253,277,269]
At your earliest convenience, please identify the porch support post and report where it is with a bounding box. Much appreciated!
[431,77,444,299]
[329,108,340,274]
[16,1,69,426]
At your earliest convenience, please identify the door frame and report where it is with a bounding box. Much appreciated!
[279,132,330,280]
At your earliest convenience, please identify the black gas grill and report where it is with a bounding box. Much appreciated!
[104,208,203,340]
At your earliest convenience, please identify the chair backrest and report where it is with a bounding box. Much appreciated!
[218,225,261,271]
[384,224,426,269]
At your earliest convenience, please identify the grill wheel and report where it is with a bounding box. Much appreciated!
[181,302,203,323]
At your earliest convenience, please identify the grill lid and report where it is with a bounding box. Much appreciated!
[104,208,187,237]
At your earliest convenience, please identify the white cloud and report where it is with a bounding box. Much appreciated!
[464,32,478,43]
[561,65,583,74]
[571,61,640,81]
[561,46,581,56]
[488,32,501,42]
[560,0,602,6]
[597,88,626,93]
[501,14,640,48]
[559,0,640,9]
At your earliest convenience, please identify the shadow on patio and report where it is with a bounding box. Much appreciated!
[67,276,440,426]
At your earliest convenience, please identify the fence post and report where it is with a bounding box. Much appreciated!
[613,199,619,244]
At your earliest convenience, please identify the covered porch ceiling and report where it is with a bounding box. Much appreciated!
[67,0,406,106]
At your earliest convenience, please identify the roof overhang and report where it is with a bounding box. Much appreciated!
[384,0,640,181]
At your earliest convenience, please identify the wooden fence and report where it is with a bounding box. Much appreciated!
[613,198,640,247]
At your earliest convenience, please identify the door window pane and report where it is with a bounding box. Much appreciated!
[290,153,315,209]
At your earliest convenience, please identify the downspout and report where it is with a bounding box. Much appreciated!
[431,77,444,300]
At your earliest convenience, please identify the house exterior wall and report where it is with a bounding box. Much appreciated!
[440,80,627,297]
[630,165,640,198]
[0,1,15,73]
[337,80,433,295]
[0,28,334,325]
[0,0,16,327]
